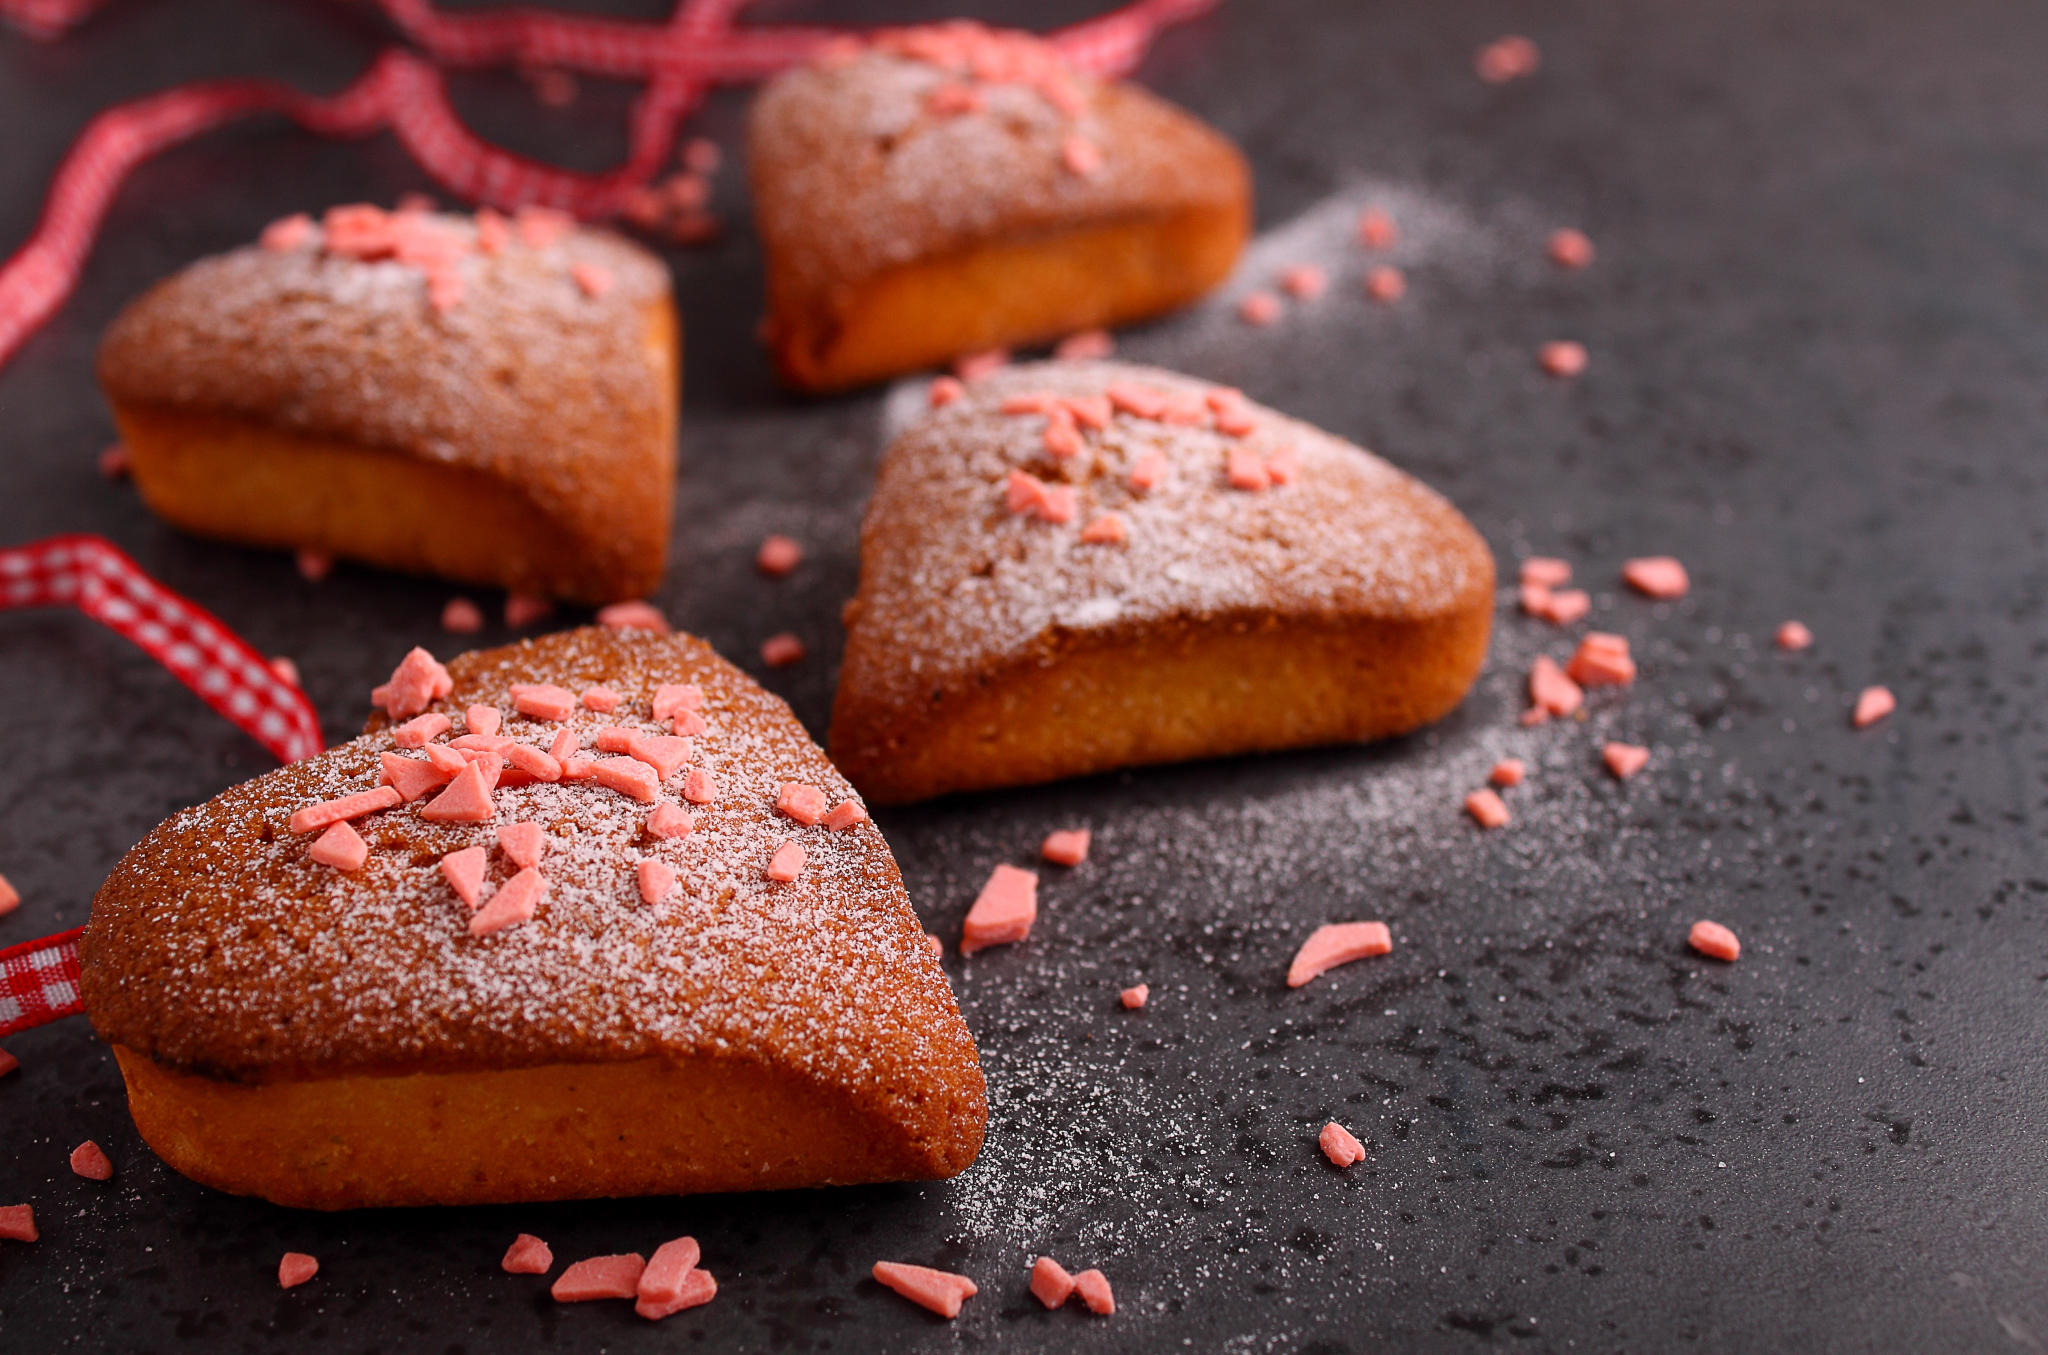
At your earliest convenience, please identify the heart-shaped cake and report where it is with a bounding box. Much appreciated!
[80,627,985,1209]
[830,361,1496,803]
[97,203,678,603]
[748,21,1250,391]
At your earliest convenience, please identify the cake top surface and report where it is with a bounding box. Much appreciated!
[747,23,1247,306]
[838,360,1496,716]
[81,628,980,1109]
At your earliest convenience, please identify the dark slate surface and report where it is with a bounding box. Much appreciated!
[4,0,2047,1350]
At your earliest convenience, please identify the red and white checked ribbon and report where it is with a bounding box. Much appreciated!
[0,927,84,1039]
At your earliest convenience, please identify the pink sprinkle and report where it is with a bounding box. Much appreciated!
[0,1048,17,1078]
[1489,758,1526,788]
[1364,265,1406,303]
[99,443,131,479]
[552,1253,647,1302]
[1622,556,1689,599]
[513,683,577,721]
[776,781,829,826]
[1073,1269,1115,1316]
[309,820,370,871]
[1041,828,1091,866]
[420,763,497,823]
[288,786,401,835]
[1226,446,1271,491]
[757,534,804,576]
[824,799,868,832]
[1119,984,1149,1010]
[954,348,1010,381]
[1528,655,1584,718]
[961,864,1038,954]
[69,1140,113,1181]
[376,645,454,719]
[872,1261,978,1319]
[439,597,484,635]
[1319,1121,1366,1168]
[762,632,806,667]
[929,376,965,407]
[0,875,16,917]
[1280,264,1328,300]
[596,599,671,632]
[766,841,806,883]
[1853,685,1896,728]
[1548,227,1595,269]
[260,213,313,252]
[592,756,661,804]
[1520,556,1571,588]
[471,866,547,938]
[1286,921,1393,988]
[653,683,704,721]
[1539,340,1588,378]
[296,548,333,582]
[1054,329,1114,361]
[1689,919,1741,962]
[279,1253,319,1289]
[0,1205,35,1242]
[1465,788,1509,829]
[1475,34,1541,83]
[637,857,677,906]
[647,802,694,839]
[1602,742,1650,779]
[502,1234,553,1275]
[1127,450,1166,493]
[505,592,555,628]
[1061,134,1103,177]
[1357,208,1397,249]
[682,767,719,804]
[441,846,487,908]
[1776,620,1814,651]
[1079,513,1127,545]
[1031,1256,1076,1308]
[497,821,546,869]
[1238,290,1282,326]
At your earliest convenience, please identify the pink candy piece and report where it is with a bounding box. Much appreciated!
[628,733,693,780]
[1853,685,1895,728]
[1279,264,1327,300]
[552,1253,647,1302]
[1357,207,1397,249]
[647,802,694,839]
[1776,620,1814,651]
[296,548,333,582]
[1054,329,1114,361]
[1266,446,1301,485]
[635,1235,702,1305]
[1689,919,1741,962]
[638,857,677,906]
[1548,228,1595,269]
[513,683,577,721]
[954,348,1010,381]
[1521,557,1571,588]
[1061,134,1102,177]
[1238,290,1281,326]
[925,81,983,116]
[289,786,400,835]
[766,841,806,884]
[1539,340,1588,378]
[824,799,869,832]
[547,727,579,763]
[872,1261,978,1319]
[471,866,547,938]
[1004,469,1077,523]
[571,261,613,298]
[1364,265,1406,303]
[925,933,944,959]
[1529,587,1591,625]
[504,593,555,628]
[0,1204,35,1242]
[1528,656,1584,718]
[449,733,514,753]
[762,633,806,667]
[1286,921,1393,987]
[682,767,719,804]
[465,704,502,737]
[757,534,804,576]
[0,874,15,917]
[776,781,829,826]
[421,763,497,823]
[502,1233,553,1275]
[279,1252,319,1289]
[391,713,452,749]
[1120,984,1149,1010]
[497,821,546,869]
[441,596,484,633]
[1073,1269,1115,1316]
[1106,383,1169,419]
[1568,633,1637,687]
[1041,829,1091,866]
[1319,1120,1367,1168]
[637,1267,717,1321]
[581,685,623,712]
[1622,555,1689,599]
[381,752,452,802]
[1475,33,1541,83]
[1602,742,1650,779]
[441,846,487,908]
[309,820,370,871]
[960,864,1038,955]
[376,646,453,720]
[269,655,299,687]
[596,599,671,632]
[1464,788,1509,829]
[424,741,469,775]
[1127,451,1166,493]
[653,683,705,721]
[1226,446,1270,491]
[503,743,563,782]
[592,756,662,804]
[69,1140,113,1180]
[929,375,965,407]
[1080,512,1127,545]
[260,213,313,251]
[1043,412,1085,460]
[1031,1256,1076,1308]
[594,726,635,754]
[1489,758,1526,788]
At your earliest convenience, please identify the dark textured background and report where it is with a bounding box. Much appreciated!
[4,1,2048,1350]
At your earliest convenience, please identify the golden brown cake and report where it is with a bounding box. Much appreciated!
[748,22,1250,392]
[96,204,679,603]
[81,627,985,1209]
[829,361,1496,803]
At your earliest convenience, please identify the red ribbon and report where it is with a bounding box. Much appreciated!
[0,928,84,1040]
